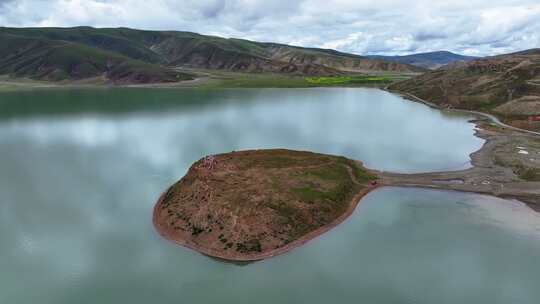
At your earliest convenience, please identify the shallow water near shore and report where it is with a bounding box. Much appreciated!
[1,88,538,304]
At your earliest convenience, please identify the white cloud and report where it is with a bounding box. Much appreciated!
[0,0,539,56]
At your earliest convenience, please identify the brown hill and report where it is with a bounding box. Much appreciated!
[389,49,540,131]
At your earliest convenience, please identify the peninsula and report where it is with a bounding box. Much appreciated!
[153,149,378,261]
[153,114,540,261]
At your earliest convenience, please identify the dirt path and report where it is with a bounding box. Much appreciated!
[388,89,540,137]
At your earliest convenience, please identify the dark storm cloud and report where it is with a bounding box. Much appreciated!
[414,32,449,42]
[0,0,538,56]
[200,0,226,18]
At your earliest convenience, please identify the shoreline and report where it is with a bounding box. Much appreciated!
[0,74,396,91]
[0,77,212,91]
[147,87,540,261]
[379,88,540,211]
[152,122,540,262]
[377,120,540,212]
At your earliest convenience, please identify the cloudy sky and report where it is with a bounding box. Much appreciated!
[0,0,539,56]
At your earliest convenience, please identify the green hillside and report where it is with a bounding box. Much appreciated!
[0,27,425,84]
[0,32,192,83]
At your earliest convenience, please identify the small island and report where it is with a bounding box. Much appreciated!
[153,149,378,261]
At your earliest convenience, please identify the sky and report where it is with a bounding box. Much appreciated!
[0,0,539,56]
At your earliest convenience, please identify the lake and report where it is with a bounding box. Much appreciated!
[1,88,538,304]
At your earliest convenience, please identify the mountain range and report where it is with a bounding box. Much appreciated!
[1,26,539,130]
[0,27,426,83]
[367,51,477,70]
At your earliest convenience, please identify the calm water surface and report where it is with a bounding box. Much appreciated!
[1,88,538,303]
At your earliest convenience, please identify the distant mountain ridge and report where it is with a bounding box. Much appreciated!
[367,51,478,70]
[0,27,425,84]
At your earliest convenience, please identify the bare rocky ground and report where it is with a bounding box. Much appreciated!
[380,120,540,212]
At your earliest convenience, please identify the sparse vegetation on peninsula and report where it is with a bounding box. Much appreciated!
[153,149,377,261]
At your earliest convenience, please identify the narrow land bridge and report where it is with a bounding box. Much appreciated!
[379,89,540,212]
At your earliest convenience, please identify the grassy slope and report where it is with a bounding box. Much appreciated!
[0,32,192,83]
[0,27,164,63]
[0,26,425,83]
